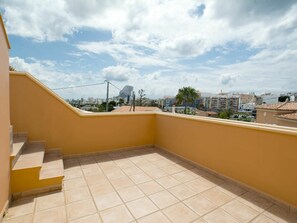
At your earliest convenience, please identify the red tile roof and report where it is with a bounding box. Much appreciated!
[277,112,297,121]
[256,102,297,111]
[111,106,162,112]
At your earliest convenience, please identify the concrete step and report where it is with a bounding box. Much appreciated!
[40,149,64,180]
[11,133,28,168]
[11,145,64,197]
[12,141,45,171]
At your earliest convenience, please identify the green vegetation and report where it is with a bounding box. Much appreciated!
[176,87,200,114]
[138,89,146,106]
[218,109,233,119]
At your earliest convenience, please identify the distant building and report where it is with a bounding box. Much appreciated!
[279,92,297,102]
[203,96,239,112]
[111,106,161,112]
[236,93,262,112]
[163,97,176,107]
[118,85,133,102]
[256,101,297,128]
[261,93,279,104]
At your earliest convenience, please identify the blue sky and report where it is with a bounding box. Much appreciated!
[1,0,297,99]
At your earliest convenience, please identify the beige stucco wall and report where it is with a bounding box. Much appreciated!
[156,113,297,208]
[256,109,288,125]
[277,119,297,128]
[10,73,155,156]
[257,109,297,128]
[0,17,10,217]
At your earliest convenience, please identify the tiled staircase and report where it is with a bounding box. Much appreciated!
[10,133,64,197]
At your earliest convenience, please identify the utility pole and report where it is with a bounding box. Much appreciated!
[105,80,109,112]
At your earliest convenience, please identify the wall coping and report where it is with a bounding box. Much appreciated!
[0,15,10,49]
[158,112,297,136]
[10,71,297,136]
[10,71,156,118]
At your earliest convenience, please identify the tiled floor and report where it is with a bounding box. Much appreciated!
[3,147,297,223]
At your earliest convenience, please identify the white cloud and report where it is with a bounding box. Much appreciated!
[102,65,138,82]
[3,1,297,97]
[220,74,238,86]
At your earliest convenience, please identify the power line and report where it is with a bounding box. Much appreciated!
[52,82,106,90]
[109,82,122,91]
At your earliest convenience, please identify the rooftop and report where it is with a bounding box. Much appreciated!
[256,102,297,111]
[277,112,297,121]
[3,147,297,223]
[111,106,162,113]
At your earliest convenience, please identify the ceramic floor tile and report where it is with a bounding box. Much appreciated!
[146,168,167,179]
[237,192,273,212]
[109,176,134,189]
[149,190,179,209]
[200,174,225,186]
[64,168,84,180]
[160,165,183,175]
[203,208,240,223]
[191,218,208,223]
[126,197,158,219]
[100,204,134,223]
[3,214,32,223]
[115,159,135,169]
[201,187,233,206]
[250,214,277,223]
[185,178,214,193]
[156,176,181,189]
[222,200,260,222]
[64,177,87,191]
[172,171,196,183]
[66,199,97,221]
[184,194,217,216]
[163,202,198,223]
[81,165,102,176]
[117,185,145,202]
[122,166,143,176]
[34,206,67,223]
[216,183,246,198]
[84,174,108,186]
[137,211,171,223]
[138,181,164,195]
[36,192,65,211]
[104,168,126,180]
[64,186,91,204]
[89,182,114,196]
[93,192,123,211]
[68,214,102,223]
[129,173,152,184]
[4,197,35,220]
[169,184,197,200]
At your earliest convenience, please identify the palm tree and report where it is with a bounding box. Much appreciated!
[176,87,200,114]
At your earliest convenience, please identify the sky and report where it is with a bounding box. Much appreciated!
[1,0,297,99]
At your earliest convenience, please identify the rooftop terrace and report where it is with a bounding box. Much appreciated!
[4,147,297,223]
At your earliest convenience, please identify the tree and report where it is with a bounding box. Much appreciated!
[99,102,114,112]
[218,109,232,119]
[176,87,200,114]
[118,98,124,106]
[138,89,146,106]
[278,96,290,102]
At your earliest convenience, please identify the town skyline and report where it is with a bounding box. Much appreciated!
[2,0,297,99]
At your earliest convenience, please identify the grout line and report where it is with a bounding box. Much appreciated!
[76,158,104,223]
[61,148,287,223]
[98,164,137,222]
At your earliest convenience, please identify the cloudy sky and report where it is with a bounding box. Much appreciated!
[1,0,297,99]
